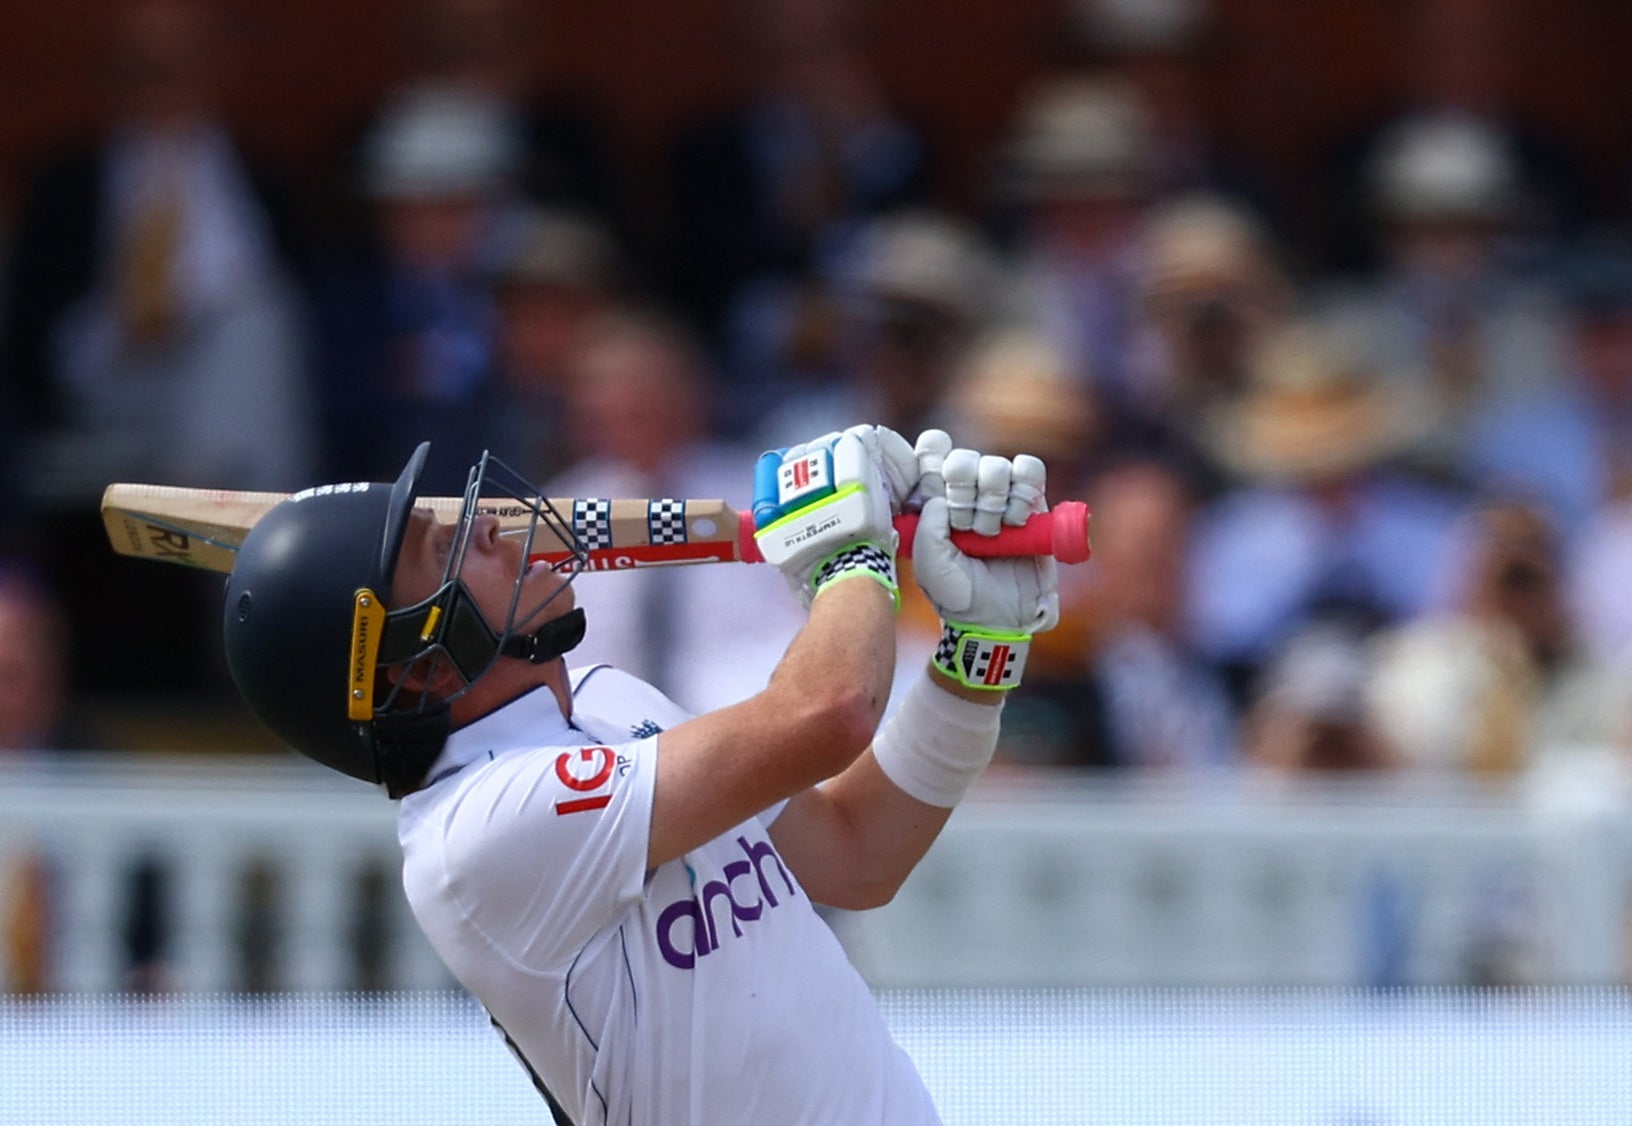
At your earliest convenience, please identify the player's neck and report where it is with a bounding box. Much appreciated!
[452,659,570,728]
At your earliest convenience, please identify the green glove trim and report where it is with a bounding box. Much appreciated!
[809,542,900,610]
[932,620,1032,691]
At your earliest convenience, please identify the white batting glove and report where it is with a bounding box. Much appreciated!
[913,449,1059,691]
[753,424,920,607]
[913,429,954,508]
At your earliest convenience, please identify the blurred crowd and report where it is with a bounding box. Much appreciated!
[1,0,1631,798]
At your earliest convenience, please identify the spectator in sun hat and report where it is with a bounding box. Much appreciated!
[1138,195,1295,406]
[358,82,522,203]
[940,328,1101,493]
[834,211,1009,437]
[1131,192,1298,497]
[1057,0,1280,218]
[1311,0,1592,275]
[1002,75,1155,204]
[1241,617,1398,774]
[997,76,1168,424]
[1185,320,1469,702]
[396,0,625,223]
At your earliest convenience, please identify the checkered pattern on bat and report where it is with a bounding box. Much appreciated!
[647,499,688,545]
[574,499,614,550]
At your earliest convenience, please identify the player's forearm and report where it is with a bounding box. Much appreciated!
[646,575,897,869]
[772,751,952,910]
[763,575,897,761]
[773,675,1000,909]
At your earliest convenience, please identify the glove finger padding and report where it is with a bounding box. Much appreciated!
[1006,454,1047,527]
[942,448,981,531]
[973,455,1013,537]
[913,429,953,504]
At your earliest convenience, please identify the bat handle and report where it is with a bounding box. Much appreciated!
[737,501,1091,565]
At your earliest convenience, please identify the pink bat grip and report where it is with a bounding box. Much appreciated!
[737,500,1091,565]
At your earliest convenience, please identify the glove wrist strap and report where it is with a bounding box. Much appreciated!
[933,620,1030,691]
[810,542,899,609]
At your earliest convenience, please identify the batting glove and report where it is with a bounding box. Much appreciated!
[913,447,1060,691]
[753,424,920,608]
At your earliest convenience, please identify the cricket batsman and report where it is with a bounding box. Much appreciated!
[219,424,1059,1124]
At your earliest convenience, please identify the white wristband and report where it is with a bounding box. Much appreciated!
[871,674,1003,808]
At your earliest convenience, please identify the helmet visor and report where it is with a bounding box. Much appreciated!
[375,450,589,708]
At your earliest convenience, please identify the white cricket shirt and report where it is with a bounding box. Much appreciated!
[398,665,942,1126]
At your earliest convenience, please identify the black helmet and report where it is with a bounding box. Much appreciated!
[223,443,588,792]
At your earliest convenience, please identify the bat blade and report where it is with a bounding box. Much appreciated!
[102,484,282,571]
[101,484,747,573]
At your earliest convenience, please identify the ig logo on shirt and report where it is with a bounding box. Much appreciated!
[552,746,629,815]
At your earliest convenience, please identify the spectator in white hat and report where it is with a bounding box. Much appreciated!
[745,208,1007,448]
[997,76,1167,430]
[313,82,523,491]
[1312,113,1574,495]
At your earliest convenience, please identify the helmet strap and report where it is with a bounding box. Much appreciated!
[372,701,453,799]
[500,608,587,664]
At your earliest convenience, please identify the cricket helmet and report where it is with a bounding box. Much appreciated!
[222,443,587,792]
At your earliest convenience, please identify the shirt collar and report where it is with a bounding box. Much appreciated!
[420,684,577,784]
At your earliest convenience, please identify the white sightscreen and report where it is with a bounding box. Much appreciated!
[5,988,1632,1125]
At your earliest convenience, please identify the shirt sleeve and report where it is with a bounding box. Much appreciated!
[435,736,657,968]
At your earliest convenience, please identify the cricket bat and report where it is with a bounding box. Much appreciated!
[101,483,1092,574]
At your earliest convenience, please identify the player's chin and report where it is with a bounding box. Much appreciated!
[515,565,572,617]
